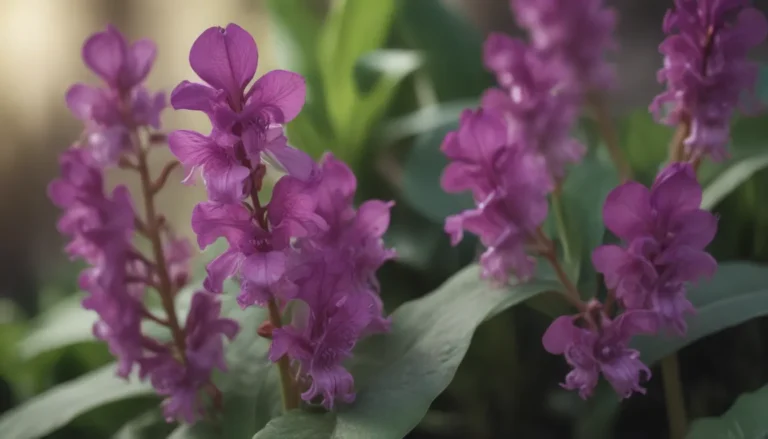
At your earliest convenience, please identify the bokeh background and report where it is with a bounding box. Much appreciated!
[1,0,767,438]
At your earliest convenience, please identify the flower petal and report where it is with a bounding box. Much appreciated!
[83,25,127,87]
[542,315,579,355]
[602,182,652,239]
[246,69,306,123]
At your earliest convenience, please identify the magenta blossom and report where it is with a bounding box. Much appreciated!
[481,34,584,179]
[510,0,617,94]
[441,109,550,282]
[592,163,718,334]
[170,23,306,162]
[543,309,658,399]
[140,292,239,423]
[650,0,768,160]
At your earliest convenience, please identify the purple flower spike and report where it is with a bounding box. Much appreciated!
[543,310,658,399]
[510,0,617,94]
[593,163,718,334]
[650,0,768,160]
[441,109,550,282]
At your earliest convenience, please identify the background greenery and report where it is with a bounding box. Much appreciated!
[1,0,768,438]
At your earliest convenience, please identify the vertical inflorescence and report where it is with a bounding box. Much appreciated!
[169,24,394,410]
[50,26,239,423]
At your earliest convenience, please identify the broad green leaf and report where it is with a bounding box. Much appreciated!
[396,0,491,100]
[633,262,768,365]
[318,0,396,139]
[559,157,619,298]
[0,364,154,439]
[402,121,473,224]
[266,0,322,75]
[20,293,96,360]
[113,410,175,439]
[686,383,768,439]
[253,264,562,439]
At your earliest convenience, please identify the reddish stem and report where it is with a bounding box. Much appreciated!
[535,229,586,312]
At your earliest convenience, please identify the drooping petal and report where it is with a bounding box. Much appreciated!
[170,80,224,113]
[189,23,258,103]
[167,130,219,183]
[542,315,579,355]
[203,249,244,293]
[191,202,251,248]
[65,84,106,121]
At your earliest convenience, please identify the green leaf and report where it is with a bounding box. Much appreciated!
[686,383,768,439]
[619,111,672,182]
[396,0,491,100]
[559,157,619,298]
[253,264,562,438]
[402,121,473,223]
[634,262,768,365]
[20,293,96,360]
[113,410,175,439]
[346,50,423,156]
[0,364,154,439]
[380,99,476,145]
[701,151,768,210]
[318,0,397,140]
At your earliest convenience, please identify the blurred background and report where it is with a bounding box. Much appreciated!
[1,0,767,438]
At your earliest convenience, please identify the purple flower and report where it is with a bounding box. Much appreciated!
[510,0,617,94]
[650,0,768,160]
[441,109,550,282]
[592,163,718,333]
[542,309,658,399]
[82,25,157,92]
[170,23,306,160]
[192,174,327,308]
[66,25,165,166]
[481,35,584,179]
[139,292,239,423]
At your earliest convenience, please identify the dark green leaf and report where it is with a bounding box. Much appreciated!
[380,99,476,145]
[558,157,619,298]
[686,383,768,439]
[619,111,672,183]
[634,262,768,364]
[396,0,491,100]
[0,364,154,439]
[254,264,562,438]
[402,121,473,223]
[701,151,768,210]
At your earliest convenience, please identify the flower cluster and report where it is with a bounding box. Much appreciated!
[442,0,617,282]
[650,0,768,160]
[170,24,394,409]
[593,163,717,334]
[544,164,717,399]
[510,0,617,95]
[50,26,239,424]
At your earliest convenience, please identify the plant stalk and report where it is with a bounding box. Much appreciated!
[267,298,301,411]
[661,354,688,439]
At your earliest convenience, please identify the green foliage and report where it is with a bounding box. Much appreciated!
[402,121,473,224]
[252,264,562,438]
[619,110,671,182]
[20,293,95,360]
[686,383,768,439]
[0,364,154,439]
[557,156,619,298]
[396,0,491,101]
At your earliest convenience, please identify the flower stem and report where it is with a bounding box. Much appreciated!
[669,120,691,163]
[536,230,585,312]
[134,137,187,360]
[588,93,632,182]
[551,193,572,265]
[661,354,688,439]
[267,298,300,412]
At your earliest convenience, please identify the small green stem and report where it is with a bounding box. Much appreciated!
[661,354,688,439]
[551,193,572,265]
